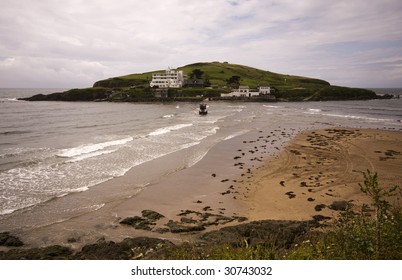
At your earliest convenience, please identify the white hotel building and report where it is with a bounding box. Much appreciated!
[149,69,185,88]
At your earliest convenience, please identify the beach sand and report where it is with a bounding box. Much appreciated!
[243,128,402,221]
[2,127,402,252]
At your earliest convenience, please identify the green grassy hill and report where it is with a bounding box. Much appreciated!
[93,61,376,101]
[22,62,377,101]
[94,61,330,90]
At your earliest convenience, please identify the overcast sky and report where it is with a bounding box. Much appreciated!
[1,0,402,88]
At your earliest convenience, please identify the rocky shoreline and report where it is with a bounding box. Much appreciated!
[0,219,317,260]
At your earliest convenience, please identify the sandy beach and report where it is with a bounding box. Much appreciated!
[243,128,402,221]
[1,126,402,254]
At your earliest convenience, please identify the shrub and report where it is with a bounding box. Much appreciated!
[288,171,402,259]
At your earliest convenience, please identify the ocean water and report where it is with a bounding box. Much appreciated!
[1,88,402,225]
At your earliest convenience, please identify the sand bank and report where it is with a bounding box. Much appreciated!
[243,128,402,221]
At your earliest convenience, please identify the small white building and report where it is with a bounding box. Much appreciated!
[221,85,261,97]
[238,86,250,96]
[150,68,185,88]
[259,86,271,95]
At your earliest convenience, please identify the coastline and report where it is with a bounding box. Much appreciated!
[1,126,402,258]
[1,123,301,250]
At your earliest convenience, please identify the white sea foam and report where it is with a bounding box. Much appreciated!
[179,141,200,150]
[57,137,133,158]
[206,126,220,135]
[66,149,117,163]
[315,112,396,123]
[0,208,19,215]
[187,149,209,168]
[148,123,193,136]
[163,114,175,118]
[308,108,322,113]
[0,98,19,103]
[224,130,249,141]
[263,105,282,108]
[56,186,90,198]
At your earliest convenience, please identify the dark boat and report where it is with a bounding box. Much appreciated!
[199,103,208,115]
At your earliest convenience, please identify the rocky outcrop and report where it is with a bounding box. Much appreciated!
[0,219,317,260]
[120,210,165,231]
[19,87,109,101]
[119,208,247,234]
[0,245,72,260]
[200,220,315,248]
[74,237,174,260]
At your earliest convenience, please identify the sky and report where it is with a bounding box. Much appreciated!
[1,0,402,88]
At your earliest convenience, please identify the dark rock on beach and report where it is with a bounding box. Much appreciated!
[200,220,316,249]
[314,204,326,212]
[0,232,24,247]
[165,220,206,233]
[75,237,174,260]
[141,210,165,221]
[120,216,154,230]
[119,210,165,231]
[0,245,72,260]
[329,200,352,211]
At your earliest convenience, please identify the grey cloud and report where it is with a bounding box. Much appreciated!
[1,0,402,88]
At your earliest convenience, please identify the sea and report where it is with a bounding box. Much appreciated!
[1,88,402,230]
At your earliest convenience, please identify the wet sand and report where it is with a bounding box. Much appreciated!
[243,128,402,221]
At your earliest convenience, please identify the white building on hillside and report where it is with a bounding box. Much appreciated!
[259,86,271,95]
[221,85,259,97]
[220,85,275,98]
[150,68,185,88]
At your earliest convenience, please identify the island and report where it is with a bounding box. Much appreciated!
[20,61,381,102]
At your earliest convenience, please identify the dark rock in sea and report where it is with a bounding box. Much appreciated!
[0,232,24,247]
